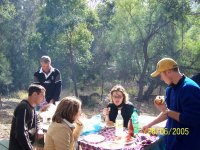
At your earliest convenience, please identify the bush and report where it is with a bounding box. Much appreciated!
[12,90,28,100]
[126,87,137,96]
[79,93,100,107]
[88,97,97,107]
[88,93,100,107]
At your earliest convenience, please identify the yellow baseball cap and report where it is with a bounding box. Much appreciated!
[151,58,178,77]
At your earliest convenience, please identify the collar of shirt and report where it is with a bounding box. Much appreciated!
[39,66,55,79]
[63,119,75,129]
[23,99,34,109]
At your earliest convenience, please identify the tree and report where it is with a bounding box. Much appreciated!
[62,23,94,97]
[89,1,114,100]
[36,0,96,96]
[0,0,15,22]
[0,0,199,100]
[178,5,200,75]
[0,0,42,90]
[0,53,12,93]
[0,0,15,93]
[108,0,190,100]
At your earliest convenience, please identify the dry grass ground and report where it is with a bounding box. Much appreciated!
[0,93,160,140]
[0,98,19,139]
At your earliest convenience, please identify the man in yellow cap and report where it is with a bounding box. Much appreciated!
[142,58,200,150]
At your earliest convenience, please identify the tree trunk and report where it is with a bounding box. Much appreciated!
[137,21,170,101]
[0,94,2,108]
[68,30,78,97]
[159,85,162,95]
[100,73,104,101]
[137,42,149,101]
[72,74,78,97]
[143,79,159,101]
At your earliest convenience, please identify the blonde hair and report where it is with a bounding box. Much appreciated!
[52,97,81,123]
[109,84,129,104]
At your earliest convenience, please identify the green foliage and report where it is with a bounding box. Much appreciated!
[0,0,199,101]
[88,94,99,107]
[0,0,16,21]
[11,90,28,100]
[0,0,42,90]
[126,87,137,96]
[66,23,93,66]
[34,0,97,96]
[0,53,12,88]
[178,12,200,75]
[104,0,193,100]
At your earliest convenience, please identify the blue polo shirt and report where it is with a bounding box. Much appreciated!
[165,76,200,150]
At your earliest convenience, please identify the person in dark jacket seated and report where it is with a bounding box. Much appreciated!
[9,84,45,150]
[103,84,135,128]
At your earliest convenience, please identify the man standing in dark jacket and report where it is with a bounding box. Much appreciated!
[34,56,62,110]
[9,84,45,150]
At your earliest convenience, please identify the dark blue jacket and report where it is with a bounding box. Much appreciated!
[165,76,200,150]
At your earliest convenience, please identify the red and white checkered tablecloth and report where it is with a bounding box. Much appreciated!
[79,127,158,150]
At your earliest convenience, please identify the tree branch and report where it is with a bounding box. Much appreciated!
[147,20,171,41]
[187,12,200,16]
[179,66,200,71]
[122,3,145,41]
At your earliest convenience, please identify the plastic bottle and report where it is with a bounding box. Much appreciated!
[115,110,124,137]
[128,118,134,137]
[131,108,139,134]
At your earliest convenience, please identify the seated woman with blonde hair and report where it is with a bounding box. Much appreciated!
[103,85,135,128]
[44,97,83,150]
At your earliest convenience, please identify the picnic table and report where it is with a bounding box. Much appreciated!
[41,114,166,150]
[0,139,9,150]
[79,127,164,150]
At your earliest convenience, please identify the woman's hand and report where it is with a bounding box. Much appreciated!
[103,107,110,116]
[76,113,87,125]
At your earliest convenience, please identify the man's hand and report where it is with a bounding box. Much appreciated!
[141,124,151,133]
[40,104,50,112]
[154,101,167,112]
[49,99,55,104]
